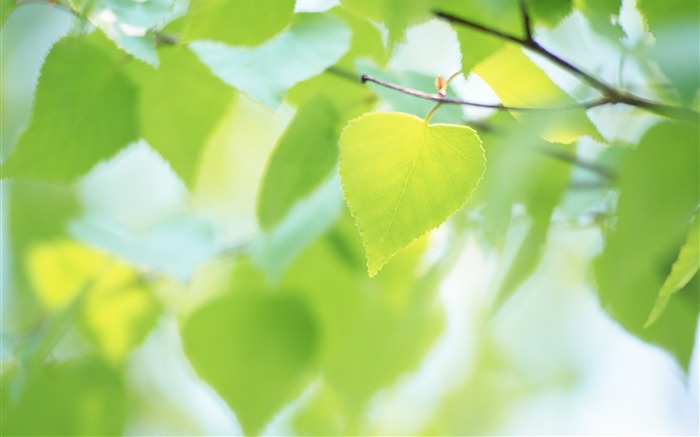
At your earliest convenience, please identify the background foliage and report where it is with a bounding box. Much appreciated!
[1,0,698,435]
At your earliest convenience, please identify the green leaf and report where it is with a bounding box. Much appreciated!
[257,96,340,230]
[638,0,699,104]
[340,0,435,47]
[183,0,295,46]
[1,33,139,182]
[190,13,351,108]
[645,213,700,328]
[131,45,233,185]
[1,0,16,25]
[339,112,485,276]
[281,213,444,413]
[524,0,573,28]
[594,121,699,370]
[575,0,624,41]
[438,0,521,73]
[181,285,318,436]
[252,176,343,279]
[2,358,126,436]
[475,45,602,144]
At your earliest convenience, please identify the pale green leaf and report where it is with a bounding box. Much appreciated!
[183,0,295,46]
[476,45,602,144]
[190,13,351,108]
[181,284,318,436]
[339,112,485,276]
[1,33,138,182]
[90,0,176,66]
[257,96,340,230]
[594,121,699,370]
[132,46,233,185]
[645,213,700,328]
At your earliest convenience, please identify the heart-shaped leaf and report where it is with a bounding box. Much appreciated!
[339,112,486,276]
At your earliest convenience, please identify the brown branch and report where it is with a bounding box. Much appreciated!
[433,10,700,123]
[360,74,611,111]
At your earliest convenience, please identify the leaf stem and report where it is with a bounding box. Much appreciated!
[433,10,699,123]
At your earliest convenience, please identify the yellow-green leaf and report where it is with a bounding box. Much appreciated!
[339,112,485,276]
[475,45,601,144]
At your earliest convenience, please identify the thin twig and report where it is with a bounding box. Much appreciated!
[361,74,610,111]
[519,0,534,43]
[433,10,699,123]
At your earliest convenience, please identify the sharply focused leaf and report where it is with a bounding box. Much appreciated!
[594,122,699,369]
[190,13,351,108]
[26,239,161,362]
[645,213,699,328]
[1,33,138,182]
[339,112,485,276]
[476,45,601,143]
[183,0,295,46]
[130,46,233,185]
[257,96,340,230]
[181,278,318,436]
[2,358,127,436]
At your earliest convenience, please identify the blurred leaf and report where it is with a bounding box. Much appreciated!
[1,0,16,25]
[524,0,572,28]
[257,96,340,230]
[334,6,388,70]
[292,380,349,435]
[357,60,465,124]
[1,33,138,182]
[129,45,233,186]
[594,121,699,370]
[437,0,521,73]
[69,215,219,282]
[190,13,351,109]
[472,113,572,305]
[645,212,699,328]
[252,176,343,279]
[341,0,435,47]
[89,0,175,65]
[638,0,699,104]
[26,239,161,362]
[1,357,126,436]
[476,45,602,143]
[340,112,485,276]
[183,0,295,46]
[181,278,318,435]
[574,0,624,41]
[281,213,444,414]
